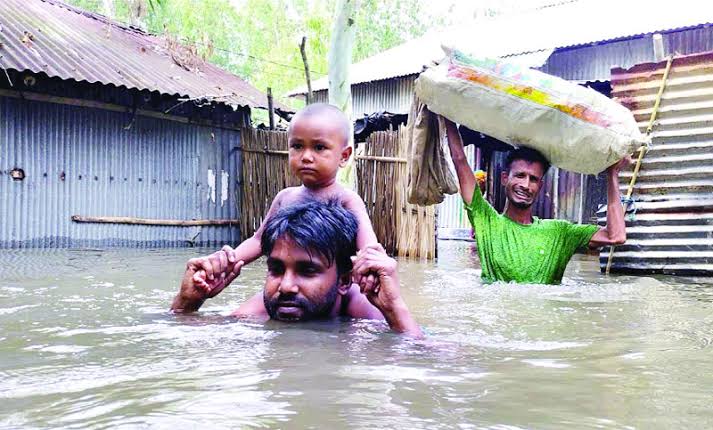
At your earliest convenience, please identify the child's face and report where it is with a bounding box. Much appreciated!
[287,115,352,188]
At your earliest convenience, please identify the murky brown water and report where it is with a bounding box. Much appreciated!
[1,241,713,429]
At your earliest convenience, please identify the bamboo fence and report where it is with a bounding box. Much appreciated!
[240,128,300,239]
[241,127,436,259]
[356,128,437,259]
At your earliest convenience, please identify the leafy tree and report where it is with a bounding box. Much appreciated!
[62,0,465,103]
[352,0,440,62]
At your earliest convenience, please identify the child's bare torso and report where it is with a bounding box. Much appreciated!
[275,183,357,210]
[270,183,376,250]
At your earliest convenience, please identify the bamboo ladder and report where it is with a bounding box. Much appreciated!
[605,55,674,275]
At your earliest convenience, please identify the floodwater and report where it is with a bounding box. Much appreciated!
[1,241,712,429]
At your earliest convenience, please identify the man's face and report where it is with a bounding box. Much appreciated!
[501,159,545,210]
[263,237,348,322]
[287,115,351,188]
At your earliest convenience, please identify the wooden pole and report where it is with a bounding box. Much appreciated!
[267,87,275,130]
[552,167,560,218]
[0,89,244,131]
[355,155,407,163]
[329,0,357,188]
[71,215,239,226]
[299,36,313,105]
[652,33,665,62]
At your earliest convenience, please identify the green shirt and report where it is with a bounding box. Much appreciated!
[465,187,598,284]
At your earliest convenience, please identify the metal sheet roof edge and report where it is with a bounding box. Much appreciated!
[611,50,713,77]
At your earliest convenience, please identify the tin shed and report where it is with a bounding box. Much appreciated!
[603,52,713,275]
[0,0,291,248]
[288,0,713,238]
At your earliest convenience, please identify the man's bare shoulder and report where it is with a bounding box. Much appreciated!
[230,291,269,320]
[342,284,385,320]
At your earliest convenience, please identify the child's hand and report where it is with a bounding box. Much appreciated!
[173,248,245,313]
[192,269,228,297]
[189,246,245,298]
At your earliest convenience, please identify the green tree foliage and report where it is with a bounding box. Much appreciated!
[352,0,439,63]
[64,0,442,104]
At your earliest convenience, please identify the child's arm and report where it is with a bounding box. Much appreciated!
[342,190,381,292]
[194,191,286,293]
[342,190,378,249]
[231,189,287,259]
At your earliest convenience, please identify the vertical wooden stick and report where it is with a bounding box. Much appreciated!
[267,87,275,130]
[299,36,313,105]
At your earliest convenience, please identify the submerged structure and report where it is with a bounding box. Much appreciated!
[288,0,713,239]
[0,0,290,248]
[603,52,713,275]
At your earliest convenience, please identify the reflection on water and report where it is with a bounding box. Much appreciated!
[1,242,713,429]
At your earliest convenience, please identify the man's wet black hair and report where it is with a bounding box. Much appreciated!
[505,147,551,175]
[260,199,358,275]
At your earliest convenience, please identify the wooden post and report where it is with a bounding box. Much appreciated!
[652,33,665,62]
[328,0,357,188]
[102,0,115,18]
[267,87,275,130]
[552,167,560,218]
[299,36,313,105]
[578,173,585,224]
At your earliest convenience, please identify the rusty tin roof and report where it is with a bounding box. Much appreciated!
[0,0,292,112]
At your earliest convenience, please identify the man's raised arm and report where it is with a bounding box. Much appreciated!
[171,249,244,313]
[444,118,476,205]
[589,157,631,248]
[351,245,422,338]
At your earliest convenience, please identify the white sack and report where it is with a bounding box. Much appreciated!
[415,47,647,174]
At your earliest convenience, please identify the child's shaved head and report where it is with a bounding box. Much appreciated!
[289,103,351,147]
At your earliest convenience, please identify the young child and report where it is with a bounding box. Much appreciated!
[191,103,379,297]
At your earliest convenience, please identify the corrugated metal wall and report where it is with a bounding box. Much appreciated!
[312,27,713,111]
[0,95,242,248]
[541,26,713,82]
[603,51,713,274]
[312,75,416,117]
[311,26,713,235]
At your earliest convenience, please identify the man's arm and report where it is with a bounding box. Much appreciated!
[589,157,631,248]
[444,118,476,205]
[351,244,422,338]
[191,190,289,295]
[171,249,244,313]
[341,190,380,292]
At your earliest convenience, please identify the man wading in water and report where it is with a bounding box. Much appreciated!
[171,200,422,337]
[444,118,629,284]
